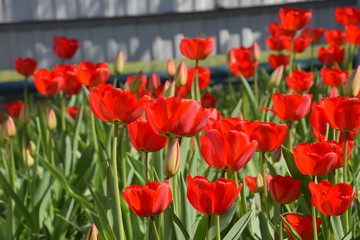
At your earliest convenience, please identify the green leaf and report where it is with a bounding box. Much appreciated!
[168,206,190,240]
[223,210,254,240]
[239,74,259,120]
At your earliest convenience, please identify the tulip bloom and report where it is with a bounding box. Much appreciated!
[180,37,215,60]
[65,106,80,120]
[265,36,288,51]
[335,7,360,26]
[185,66,211,92]
[261,93,312,121]
[186,175,242,215]
[200,129,257,172]
[6,102,24,118]
[229,60,258,78]
[279,7,312,32]
[268,54,289,69]
[301,28,323,43]
[76,62,110,87]
[320,96,360,131]
[284,36,312,53]
[269,175,301,204]
[53,36,80,59]
[309,181,356,216]
[309,102,327,142]
[268,22,292,37]
[127,118,168,152]
[201,93,216,108]
[122,180,172,217]
[324,30,346,47]
[89,87,148,124]
[14,58,37,77]
[318,46,344,66]
[144,97,210,137]
[286,70,313,93]
[204,117,247,133]
[320,67,349,87]
[345,25,360,46]
[34,69,64,96]
[55,64,82,95]
[293,141,342,176]
[284,213,322,240]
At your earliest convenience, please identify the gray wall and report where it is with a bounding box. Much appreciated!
[0,0,354,70]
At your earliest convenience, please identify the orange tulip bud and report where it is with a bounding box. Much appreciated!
[86,224,99,240]
[175,62,187,87]
[129,72,143,93]
[149,73,161,91]
[19,103,29,125]
[163,80,175,97]
[166,59,176,77]
[269,65,284,88]
[251,42,261,61]
[3,116,16,138]
[164,139,181,178]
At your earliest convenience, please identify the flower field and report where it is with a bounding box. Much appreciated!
[1,5,360,240]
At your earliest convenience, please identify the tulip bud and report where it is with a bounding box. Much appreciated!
[227,50,236,64]
[269,65,284,88]
[250,42,261,62]
[47,109,57,130]
[272,146,282,163]
[328,87,339,98]
[163,80,175,97]
[114,51,125,75]
[256,173,264,193]
[174,62,187,87]
[149,73,161,91]
[3,116,16,137]
[86,224,99,240]
[22,147,34,166]
[163,139,180,179]
[166,59,176,78]
[19,103,29,125]
[28,141,36,156]
[129,72,143,93]
[344,65,360,97]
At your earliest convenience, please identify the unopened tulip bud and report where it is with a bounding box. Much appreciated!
[163,80,175,97]
[129,72,143,93]
[328,87,339,98]
[47,109,57,130]
[256,173,264,193]
[3,116,16,137]
[19,103,29,125]
[272,146,282,163]
[344,65,360,97]
[86,224,99,240]
[269,65,284,88]
[175,62,187,87]
[28,141,36,156]
[22,147,34,166]
[149,73,161,91]
[114,51,125,75]
[164,139,180,178]
[166,59,176,78]
[227,50,236,64]
[251,42,261,62]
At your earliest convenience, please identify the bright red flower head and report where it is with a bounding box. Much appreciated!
[229,60,258,78]
[300,28,323,43]
[268,54,289,69]
[320,67,349,87]
[268,22,293,37]
[127,118,168,152]
[185,66,211,92]
[186,175,242,215]
[65,106,80,120]
[76,62,110,87]
[126,74,147,94]
[200,129,257,172]
[201,93,216,108]
[279,7,312,32]
[55,64,82,95]
[345,25,360,46]
[284,213,323,240]
[269,175,301,204]
[261,93,312,121]
[293,141,342,176]
[309,181,356,216]
[34,69,64,96]
[230,46,252,62]
[284,36,312,53]
[265,36,288,51]
[6,102,24,118]
[122,180,172,217]
[180,37,215,60]
[14,58,37,77]
[335,7,360,26]
[204,117,247,133]
[285,70,313,93]
[144,97,210,137]
[320,96,360,131]
[310,102,327,142]
[324,30,346,47]
[89,87,148,124]
[318,46,344,66]
[52,36,80,59]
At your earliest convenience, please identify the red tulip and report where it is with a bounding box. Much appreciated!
[265,36,288,51]
[335,7,360,26]
[245,174,272,193]
[285,70,313,93]
[320,67,349,87]
[300,28,324,43]
[268,22,292,37]
[229,60,258,78]
[6,102,24,118]
[14,58,37,77]
[76,62,110,87]
[284,213,323,240]
[55,64,82,95]
[34,69,64,96]
[65,106,80,120]
[345,25,360,46]
[324,30,346,47]
[204,117,247,133]
[309,102,327,142]
[122,180,172,217]
[279,7,312,32]
[200,129,257,172]
[185,66,210,92]
[269,175,301,204]
[144,97,210,137]
[268,54,289,69]
[126,73,147,94]
[52,36,80,59]
[230,46,251,61]
[261,93,312,121]
[320,96,360,131]
[88,87,148,124]
[127,118,168,152]
[284,36,312,53]
[180,37,215,60]
[201,93,216,108]
[186,175,242,215]
[318,46,344,66]
[309,181,356,216]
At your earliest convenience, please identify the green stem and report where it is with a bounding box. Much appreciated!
[261,152,270,219]
[9,140,16,192]
[312,176,318,240]
[113,74,119,87]
[151,216,161,240]
[49,131,55,166]
[143,151,148,182]
[215,215,221,240]
[90,113,101,161]
[310,44,314,72]
[289,38,294,74]
[287,121,293,151]
[326,215,331,240]
[207,215,211,240]
[24,77,29,106]
[254,63,259,105]
[193,59,201,102]
[221,170,226,178]
[60,92,66,131]
[172,175,179,215]
[234,171,244,217]
[112,124,125,240]
[343,131,349,234]
[279,204,283,240]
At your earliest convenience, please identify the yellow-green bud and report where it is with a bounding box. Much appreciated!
[250,42,261,62]
[269,65,284,88]
[19,103,29,125]
[47,109,57,131]
[163,80,175,97]
[344,65,360,97]
[129,72,143,93]
[114,51,125,75]
[174,62,187,87]
[163,139,180,179]
[86,224,99,240]
[256,173,264,193]
[166,59,176,78]
[3,116,16,138]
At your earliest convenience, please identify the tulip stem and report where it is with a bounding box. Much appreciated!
[24,77,29,106]
[60,92,66,131]
[90,113,101,165]
[343,131,349,234]
[112,124,126,240]
[49,131,55,166]
[206,215,211,240]
[289,38,294,74]
[192,59,201,102]
[234,171,246,217]
[287,120,293,151]
[261,152,270,219]
[143,151,148,182]
[326,215,331,240]
[215,215,221,240]
[312,176,318,240]
[310,44,314,72]
[254,62,259,105]
[279,204,283,240]
[221,170,226,178]
[151,216,161,240]
[9,139,16,192]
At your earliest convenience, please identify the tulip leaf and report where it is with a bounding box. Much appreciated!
[331,215,344,239]
[168,205,190,240]
[239,74,259,120]
[230,98,242,118]
[223,210,253,240]
[280,215,302,240]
